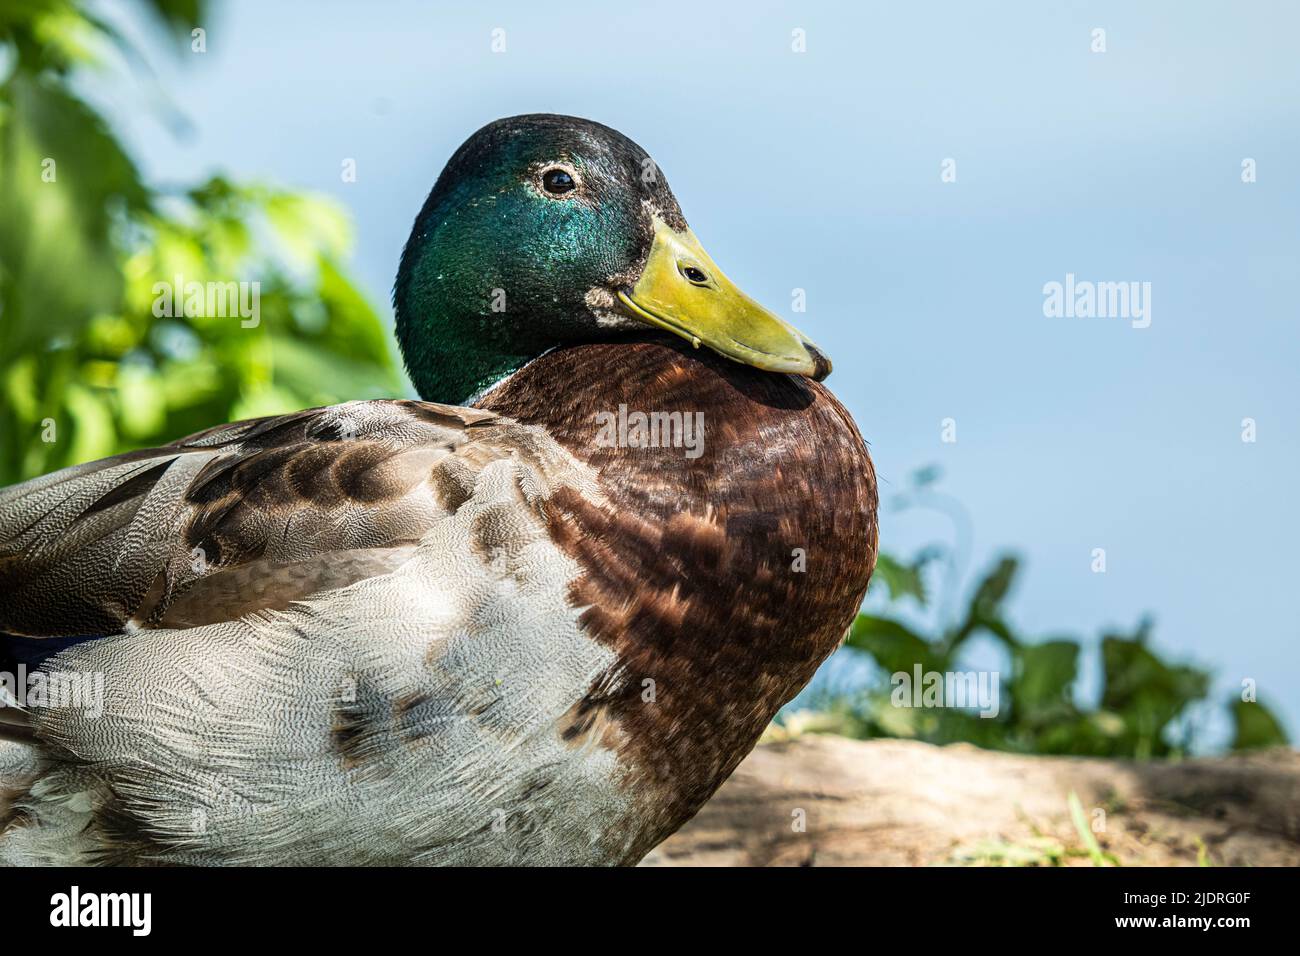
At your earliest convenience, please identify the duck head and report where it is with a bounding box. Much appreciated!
[394,114,830,404]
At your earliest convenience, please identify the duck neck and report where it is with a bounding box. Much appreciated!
[393,208,563,404]
[394,302,553,405]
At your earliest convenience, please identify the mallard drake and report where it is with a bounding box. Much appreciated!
[0,115,877,866]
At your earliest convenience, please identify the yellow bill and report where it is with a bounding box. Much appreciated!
[618,218,831,381]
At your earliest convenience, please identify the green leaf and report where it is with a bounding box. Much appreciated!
[946,555,1021,651]
[1068,791,1108,866]
[115,361,166,439]
[971,556,1018,619]
[1014,640,1079,719]
[872,552,928,606]
[140,0,206,33]
[845,614,941,675]
[265,193,352,267]
[63,381,117,465]
[1100,631,1210,757]
[1230,697,1289,751]
[0,76,146,356]
[268,334,399,406]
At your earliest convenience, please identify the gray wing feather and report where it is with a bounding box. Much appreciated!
[0,399,507,638]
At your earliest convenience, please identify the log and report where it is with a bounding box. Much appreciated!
[644,736,1300,866]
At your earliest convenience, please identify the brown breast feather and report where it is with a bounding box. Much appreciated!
[480,336,879,859]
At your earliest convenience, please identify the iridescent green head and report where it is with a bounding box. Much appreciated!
[394,114,828,404]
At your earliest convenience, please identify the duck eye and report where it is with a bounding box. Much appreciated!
[679,263,710,285]
[541,168,576,195]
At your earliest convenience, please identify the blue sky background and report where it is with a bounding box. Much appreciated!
[93,0,1299,749]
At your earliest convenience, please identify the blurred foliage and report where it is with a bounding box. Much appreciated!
[0,0,402,485]
[793,470,1290,758]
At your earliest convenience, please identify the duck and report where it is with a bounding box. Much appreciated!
[0,114,878,866]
